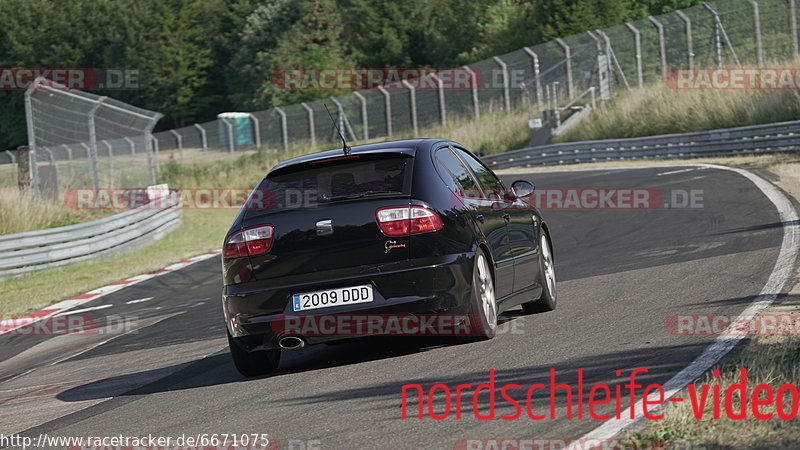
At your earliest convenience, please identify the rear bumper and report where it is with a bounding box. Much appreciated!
[223,253,474,350]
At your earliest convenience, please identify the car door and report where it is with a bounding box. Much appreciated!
[451,146,538,293]
[441,146,515,299]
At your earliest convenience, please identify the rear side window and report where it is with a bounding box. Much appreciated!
[251,154,412,211]
[435,147,478,195]
[452,147,505,196]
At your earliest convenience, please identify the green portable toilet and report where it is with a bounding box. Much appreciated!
[217,112,254,147]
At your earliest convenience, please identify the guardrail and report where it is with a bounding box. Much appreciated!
[483,120,800,170]
[0,190,182,278]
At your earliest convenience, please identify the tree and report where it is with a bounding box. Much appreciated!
[234,0,355,108]
[226,0,302,110]
[536,0,629,42]
[342,0,428,67]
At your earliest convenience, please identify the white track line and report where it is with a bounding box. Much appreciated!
[54,304,113,316]
[0,251,221,336]
[569,163,799,449]
[126,297,154,305]
[656,167,703,176]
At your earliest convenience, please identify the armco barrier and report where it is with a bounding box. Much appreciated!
[483,120,800,170]
[0,192,182,278]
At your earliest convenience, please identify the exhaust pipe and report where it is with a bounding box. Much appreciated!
[278,336,306,350]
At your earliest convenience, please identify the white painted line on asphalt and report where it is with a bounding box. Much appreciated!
[656,167,703,176]
[54,304,113,316]
[571,163,800,449]
[0,250,221,336]
[126,297,154,305]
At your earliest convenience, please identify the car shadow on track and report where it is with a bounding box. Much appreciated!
[56,311,715,413]
[54,311,534,402]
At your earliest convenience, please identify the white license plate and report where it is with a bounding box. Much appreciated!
[292,285,373,312]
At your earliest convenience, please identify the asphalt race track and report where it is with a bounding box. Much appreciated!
[0,165,794,449]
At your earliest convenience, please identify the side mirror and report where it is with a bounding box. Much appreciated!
[511,180,534,199]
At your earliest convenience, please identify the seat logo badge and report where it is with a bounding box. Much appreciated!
[316,219,333,236]
[385,240,406,253]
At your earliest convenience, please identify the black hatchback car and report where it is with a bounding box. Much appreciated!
[222,139,557,376]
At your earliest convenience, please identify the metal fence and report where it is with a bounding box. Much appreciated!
[12,77,162,197]
[482,119,800,169]
[7,0,800,194]
[0,191,182,278]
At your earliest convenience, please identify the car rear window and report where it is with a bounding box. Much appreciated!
[250,154,413,211]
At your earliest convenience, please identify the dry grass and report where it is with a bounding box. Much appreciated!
[0,209,236,317]
[632,336,800,448]
[0,187,111,235]
[558,82,800,143]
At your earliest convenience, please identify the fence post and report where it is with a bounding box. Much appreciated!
[675,10,694,69]
[555,38,574,99]
[87,97,107,191]
[248,113,261,149]
[24,84,38,196]
[149,136,160,175]
[792,0,799,57]
[169,129,183,164]
[145,115,162,184]
[275,107,289,151]
[5,150,16,164]
[462,66,480,118]
[102,140,113,184]
[221,118,235,154]
[193,124,207,150]
[169,129,183,149]
[123,137,135,158]
[17,145,30,193]
[352,92,369,141]
[377,86,392,138]
[522,48,543,109]
[401,80,419,136]
[703,2,741,66]
[492,56,512,111]
[61,144,73,161]
[748,0,764,66]
[648,16,668,80]
[301,103,316,146]
[625,23,644,88]
[431,73,447,125]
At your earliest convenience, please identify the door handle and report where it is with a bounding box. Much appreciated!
[476,214,485,223]
[503,213,511,222]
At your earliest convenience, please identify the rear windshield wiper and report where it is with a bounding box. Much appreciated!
[322,190,401,202]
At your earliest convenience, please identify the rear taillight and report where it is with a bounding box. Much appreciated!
[376,206,444,236]
[223,225,274,259]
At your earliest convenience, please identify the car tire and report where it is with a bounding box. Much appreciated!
[467,248,498,339]
[522,231,557,314]
[228,332,280,377]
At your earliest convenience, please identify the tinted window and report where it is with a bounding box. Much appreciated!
[435,147,478,195]
[253,155,411,210]
[453,147,504,197]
